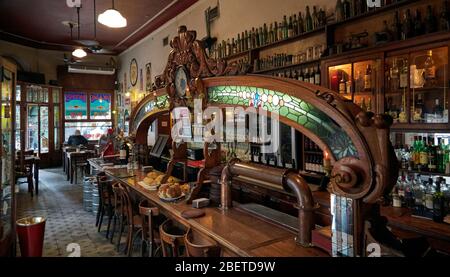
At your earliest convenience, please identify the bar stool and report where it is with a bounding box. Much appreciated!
[138,200,162,257]
[113,184,142,256]
[159,219,188,257]
[184,229,221,257]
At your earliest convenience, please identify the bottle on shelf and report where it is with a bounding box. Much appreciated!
[414,9,424,37]
[401,9,413,40]
[425,5,438,34]
[364,64,372,92]
[339,72,347,95]
[427,136,437,173]
[433,98,444,123]
[343,0,351,20]
[433,177,445,223]
[335,0,344,23]
[440,0,450,31]
[305,6,313,32]
[298,12,305,34]
[314,65,321,85]
[424,50,437,87]
[393,11,402,41]
[309,68,315,84]
[288,16,294,38]
[419,137,429,172]
[298,69,305,82]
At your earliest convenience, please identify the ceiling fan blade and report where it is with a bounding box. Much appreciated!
[91,48,116,54]
[74,39,100,47]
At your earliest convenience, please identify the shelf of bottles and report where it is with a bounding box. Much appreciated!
[386,46,449,125]
[303,136,326,175]
[210,5,327,64]
[328,60,379,111]
[391,131,450,222]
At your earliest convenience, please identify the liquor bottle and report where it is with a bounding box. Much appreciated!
[434,98,444,123]
[414,93,424,122]
[305,69,310,84]
[420,137,429,171]
[237,34,242,53]
[312,6,319,29]
[401,9,413,40]
[367,97,372,112]
[437,138,445,173]
[346,78,352,95]
[263,24,268,45]
[293,70,299,80]
[413,174,424,209]
[298,12,305,34]
[440,0,450,31]
[399,59,408,89]
[309,68,316,84]
[392,11,402,41]
[414,9,424,37]
[244,30,249,50]
[361,98,367,112]
[397,175,405,205]
[433,177,445,223]
[424,50,436,87]
[293,14,299,36]
[390,58,400,90]
[278,22,284,41]
[274,22,279,42]
[343,0,351,20]
[315,65,321,85]
[120,141,130,165]
[298,69,305,82]
[425,177,435,211]
[364,64,372,92]
[411,136,419,170]
[288,70,293,79]
[305,6,313,32]
[339,73,347,94]
[288,16,294,38]
[425,5,437,34]
[335,0,344,22]
[283,16,288,39]
[231,38,237,55]
[428,137,437,173]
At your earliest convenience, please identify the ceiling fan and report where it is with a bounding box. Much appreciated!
[70,0,116,55]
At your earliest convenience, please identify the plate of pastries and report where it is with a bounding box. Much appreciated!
[140,171,166,190]
[158,182,191,202]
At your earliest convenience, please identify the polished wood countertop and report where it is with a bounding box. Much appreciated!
[101,166,329,257]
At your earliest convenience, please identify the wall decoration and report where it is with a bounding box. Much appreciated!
[90,93,112,120]
[130,58,138,86]
[124,72,127,92]
[145,63,152,92]
[64,92,87,120]
[139,68,144,92]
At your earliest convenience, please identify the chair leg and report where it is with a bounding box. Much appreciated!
[95,203,102,227]
[116,215,125,252]
[105,206,113,239]
[110,214,117,243]
[97,206,104,232]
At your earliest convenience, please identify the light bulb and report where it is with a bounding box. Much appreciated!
[98,9,127,28]
[72,48,87,58]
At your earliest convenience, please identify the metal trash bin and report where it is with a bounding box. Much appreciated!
[83,176,96,212]
[16,216,46,257]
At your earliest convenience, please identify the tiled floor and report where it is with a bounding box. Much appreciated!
[16,168,125,257]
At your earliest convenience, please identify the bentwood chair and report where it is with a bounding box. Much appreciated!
[112,183,142,256]
[159,219,188,257]
[96,173,115,239]
[184,228,221,257]
[138,200,162,257]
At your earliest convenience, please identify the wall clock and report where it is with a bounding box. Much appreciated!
[130,58,138,86]
[174,66,188,98]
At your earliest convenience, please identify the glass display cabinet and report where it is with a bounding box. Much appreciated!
[326,58,382,112]
[0,57,17,256]
[385,46,449,128]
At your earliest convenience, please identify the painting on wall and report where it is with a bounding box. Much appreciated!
[145,63,152,93]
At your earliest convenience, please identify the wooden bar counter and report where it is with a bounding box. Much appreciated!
[91,160,328,257]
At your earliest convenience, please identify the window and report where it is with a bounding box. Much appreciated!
[90,93,111,120]
[65,92,88,120]
[65,122,113,142]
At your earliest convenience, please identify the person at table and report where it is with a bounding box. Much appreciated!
[67,130,88,146]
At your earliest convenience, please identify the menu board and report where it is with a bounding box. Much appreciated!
[65,92,87,120]
[90,93,112,120]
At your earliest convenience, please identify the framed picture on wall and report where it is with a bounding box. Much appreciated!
[139,68,144,91]
[130,58,138,87]
[145,63,152,93]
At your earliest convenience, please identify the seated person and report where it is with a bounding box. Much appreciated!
[67,130,88,146]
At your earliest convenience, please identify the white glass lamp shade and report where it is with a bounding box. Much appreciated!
[72,48,87,58]
[98,9,127,28]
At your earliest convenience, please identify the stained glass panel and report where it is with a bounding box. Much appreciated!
[208,85,357,160]
[133,95,169,131]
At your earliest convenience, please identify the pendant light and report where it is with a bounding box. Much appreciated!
[72,7,87,58]
[98,0,127,28]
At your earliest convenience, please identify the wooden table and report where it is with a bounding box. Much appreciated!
[67,151,95,184]
[97,164,328,257]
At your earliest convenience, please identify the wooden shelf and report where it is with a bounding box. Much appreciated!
[327,0,422,29]
[253,59,321,74]
[399,169,450,177]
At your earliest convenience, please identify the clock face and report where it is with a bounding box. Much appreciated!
[130,59,138,86]
[175,67,188,98]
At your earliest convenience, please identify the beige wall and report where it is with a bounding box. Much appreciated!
[0,40,116,82]
[118,0,333,93]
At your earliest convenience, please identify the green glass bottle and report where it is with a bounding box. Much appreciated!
[437,138,445,173]
[288,16,294,38]
[298,12,305,34]
[293,14,299,36]
[305,6,313,32]
[427,136,437,173]
[419,136,429,172]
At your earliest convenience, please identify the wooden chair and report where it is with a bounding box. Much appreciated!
[184,228,221,257]
[112,183,142,256]
[71,152,88,184]
[15,158,34,197]
[96,173,115,239]
[159,219,188,257]
[138,200,161,257]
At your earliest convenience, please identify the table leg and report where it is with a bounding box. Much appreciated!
[34,160,39,195]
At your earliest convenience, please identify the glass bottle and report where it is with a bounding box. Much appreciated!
[364,64,372,92]
[427,137,437,173]
[288,17,294,38]
[425,5,437,34]
[392,11,402,41]
[424,50,436,87]
[335,0,344,22]
[283,16,288,39]
[401,9,413,40]
[420,137,429,171]
[414,9,424,37]
[390,58,399,90]
[298,12,305,34]
[339,73,347,94]
[343,0,351,20]
[315,65,321,85]
[305,6,313,32]
[440,0,450,31]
